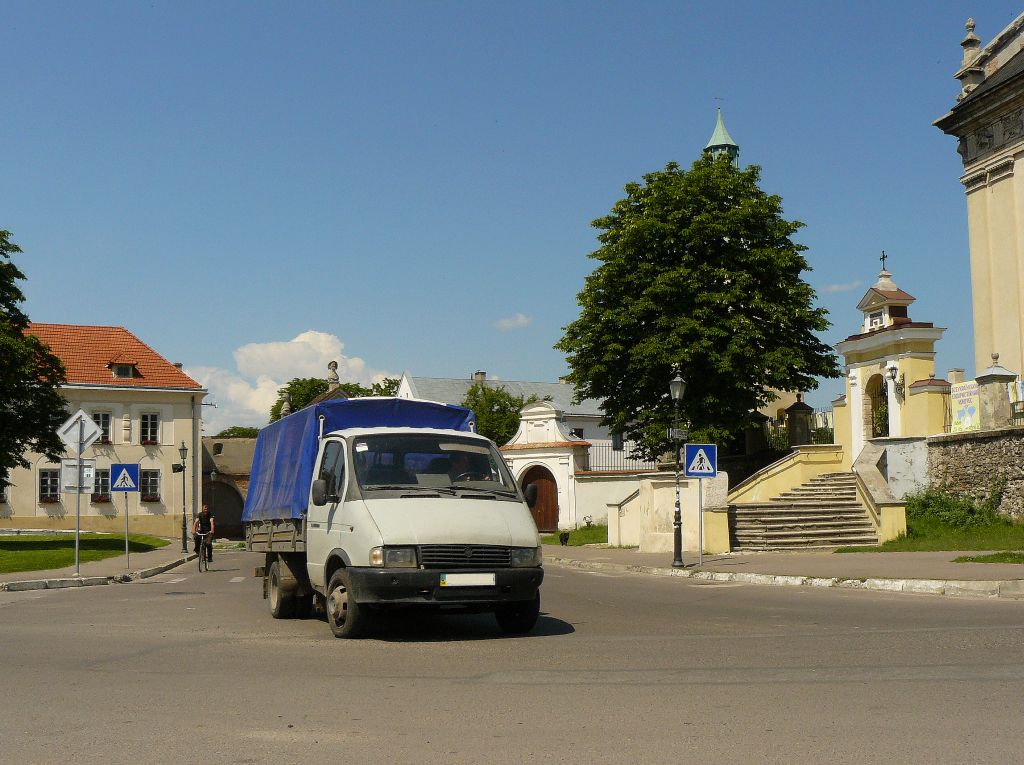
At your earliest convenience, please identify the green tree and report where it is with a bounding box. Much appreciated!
[0,230,68,489]
[461,383,536,446]
[214,426,260,438]
[269,377,329,421]
[556,156,840,459]
[268,376,402,421]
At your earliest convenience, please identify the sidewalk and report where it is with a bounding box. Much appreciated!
[544,544,1024,600]
[0,538,201,592]
[5,539,1024,600]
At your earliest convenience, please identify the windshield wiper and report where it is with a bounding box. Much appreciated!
[364,484,459,496]
[453,487,520,499]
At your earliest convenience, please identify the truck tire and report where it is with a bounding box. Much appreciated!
[326,569,368,638]
[495,591,540,634]
[268,560,295,619]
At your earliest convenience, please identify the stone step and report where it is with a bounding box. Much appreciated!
[733,531,878,544]
[733,518,875,530]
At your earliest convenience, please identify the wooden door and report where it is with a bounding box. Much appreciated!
[521,466,559,532]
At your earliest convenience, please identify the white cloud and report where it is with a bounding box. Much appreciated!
[821,280,863,294]
[493,313,533,331]
[188,331,395,434]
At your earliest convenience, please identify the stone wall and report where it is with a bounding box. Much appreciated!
[927,427,1024,518]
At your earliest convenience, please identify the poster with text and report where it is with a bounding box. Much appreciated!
[950,380,980,433]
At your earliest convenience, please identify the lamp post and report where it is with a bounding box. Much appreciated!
[178,441,189,553]
[670,372,687,568]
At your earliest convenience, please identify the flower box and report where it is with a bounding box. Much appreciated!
[141,440,158,446]
[39,495,60,504]
[141,494,161,503]
[91,493,111,503]
[98,437,111,445]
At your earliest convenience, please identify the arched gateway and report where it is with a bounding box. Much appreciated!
[521,465,559,532]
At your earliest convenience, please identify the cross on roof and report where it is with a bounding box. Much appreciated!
[880,250,888,269]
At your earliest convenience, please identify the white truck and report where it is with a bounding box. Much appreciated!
[243,397,544,638]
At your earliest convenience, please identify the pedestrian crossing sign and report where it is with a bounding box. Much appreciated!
[683,444,717,478]
[111,463,140,492]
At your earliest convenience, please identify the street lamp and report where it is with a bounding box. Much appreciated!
[670,372,687,568]
[178,441,188,553]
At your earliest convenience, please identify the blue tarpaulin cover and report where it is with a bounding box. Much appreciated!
[242,398,476,522]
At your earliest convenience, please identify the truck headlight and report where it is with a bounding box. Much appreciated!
[369,546,418,568]
[509,546,542,567]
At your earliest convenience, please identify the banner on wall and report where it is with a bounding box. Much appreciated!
[950,381,981,433]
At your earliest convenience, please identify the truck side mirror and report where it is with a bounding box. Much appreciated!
[524,483,538,508]
[311,479,329,506]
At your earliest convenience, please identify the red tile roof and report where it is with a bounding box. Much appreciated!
[26,323,203,390]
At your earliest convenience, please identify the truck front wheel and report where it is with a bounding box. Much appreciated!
[326,569,368,639]
[495,591,540,634]
[268,560,295,619]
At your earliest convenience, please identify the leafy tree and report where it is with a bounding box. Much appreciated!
[556,156,840,459]
[0,230,67,489]
[270,377,329,421]
[214,426,259,438]
[268,376,402,421]
[370,377,400,396]
[461,383,536,446]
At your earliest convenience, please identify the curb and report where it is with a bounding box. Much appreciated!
[547,555,1024,601]
[0,553,198,592]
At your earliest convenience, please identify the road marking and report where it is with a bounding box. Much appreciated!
[165,577,186,584]
[230,576,246,583]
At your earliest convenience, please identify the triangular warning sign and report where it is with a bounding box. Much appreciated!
[113,469,137,490]
[687,449,714,475]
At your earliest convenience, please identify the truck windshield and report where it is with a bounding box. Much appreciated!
[351,434,520,496]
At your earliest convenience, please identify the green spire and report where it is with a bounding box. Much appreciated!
[704,107,739,164]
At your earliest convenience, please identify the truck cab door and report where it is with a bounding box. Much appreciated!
[306,438,347,590]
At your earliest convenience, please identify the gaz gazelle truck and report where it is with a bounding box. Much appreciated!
[243,397,544,638]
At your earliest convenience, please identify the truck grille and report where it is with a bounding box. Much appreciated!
[419,545,511,569]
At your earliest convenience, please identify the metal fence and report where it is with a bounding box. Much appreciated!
[586,442,658,472]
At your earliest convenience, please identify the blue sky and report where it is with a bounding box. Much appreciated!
[4,2,1019,432]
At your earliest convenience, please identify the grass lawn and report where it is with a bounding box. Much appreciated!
[954,551,1024,564]
[0,533,170,574]
[540,524,610,546]
[837,517,1024,553]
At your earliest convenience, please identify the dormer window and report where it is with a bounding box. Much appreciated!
[112,364,136,379]
[868,311,884,330]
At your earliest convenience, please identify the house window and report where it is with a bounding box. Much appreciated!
[112,364,136,379]
[140,470,160,502]
[92,469,111,503]
[570,428,584,440]
[141,413,159,445]
[611,432,624,451]
[39,469,60,503]
[92,412,112,444]
[0,485,6,503]
[868,311,883,329]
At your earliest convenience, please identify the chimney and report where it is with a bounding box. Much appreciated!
[472,370,487,382]
[947,368,965,384]
[173,362,183,369]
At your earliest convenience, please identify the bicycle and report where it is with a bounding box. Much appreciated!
[195,531,212,572]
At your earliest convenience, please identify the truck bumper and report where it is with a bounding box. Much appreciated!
[346,567,543,606]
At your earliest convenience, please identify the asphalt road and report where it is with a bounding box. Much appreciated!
[2,551,1023,765]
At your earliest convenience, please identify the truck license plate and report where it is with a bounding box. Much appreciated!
[440,573,495,587]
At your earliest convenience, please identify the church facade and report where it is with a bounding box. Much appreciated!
[935,13,1024,377]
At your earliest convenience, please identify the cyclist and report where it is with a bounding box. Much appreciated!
[192,503,215,563]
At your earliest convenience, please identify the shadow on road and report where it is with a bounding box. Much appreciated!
[302,608,574,642]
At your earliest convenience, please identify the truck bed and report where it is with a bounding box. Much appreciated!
[246,518,306,553]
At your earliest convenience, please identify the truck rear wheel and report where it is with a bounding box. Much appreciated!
[495,591,540,634]
[326,569,368,638]
[268,560,295,619]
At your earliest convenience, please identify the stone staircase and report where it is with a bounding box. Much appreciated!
[729,472,878,550]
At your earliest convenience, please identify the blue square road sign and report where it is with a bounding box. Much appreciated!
[110,463,140,492]
[683,444,717,478]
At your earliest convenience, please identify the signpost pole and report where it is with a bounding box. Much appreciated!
[125,490,130,570]
[75,417,83,577]
[698,477,704,568]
